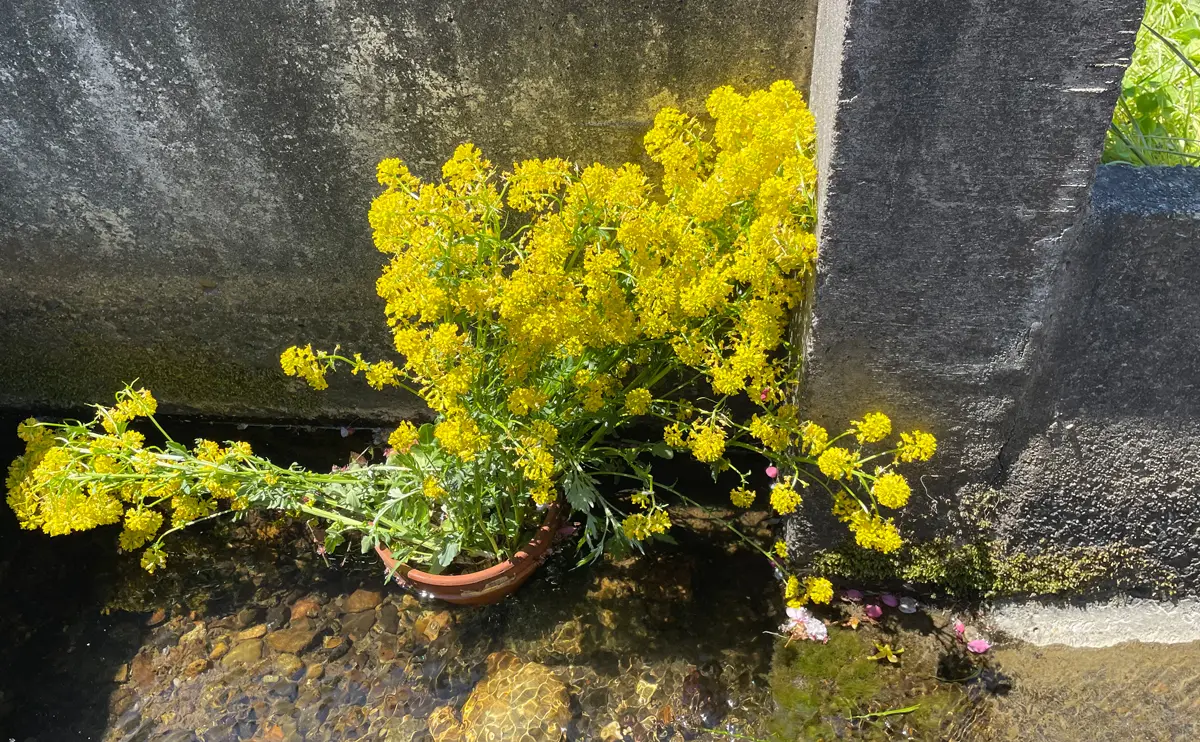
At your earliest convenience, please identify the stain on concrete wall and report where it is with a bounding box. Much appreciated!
[0,0,817,420]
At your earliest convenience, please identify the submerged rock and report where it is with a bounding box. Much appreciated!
[428,652,571,742]
[222,639,263,668]
[344,589,382,613]
[266,627,317,654]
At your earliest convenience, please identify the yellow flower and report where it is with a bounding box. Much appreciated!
[804,576,834,605]
[376,157,419,191]
[279,345,329,390]
[363,361,402,390]
[387,421,420,453]
[770,482,802,515]
[784,575,805,608]
[852,412,891,444]
[872,472,911,509]
[773,540,788,559]
[816,447,858,480]
[624,388,653,416]
[507,387,548,416]
[505,157,571,212]
[799,422,829,455]
[434,414,489,461]
[663,423,686,449]
[897,430,938,462]
[423,477,447,500]
[848,512,904,553]
[688,422,727,463]
[730,486,756,508]
[622,508,671,541]
[749,414,790,451]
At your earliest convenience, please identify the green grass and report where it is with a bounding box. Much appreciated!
[1103,0,1200,166]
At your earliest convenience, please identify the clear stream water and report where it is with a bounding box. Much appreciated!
[1,415,1197,742]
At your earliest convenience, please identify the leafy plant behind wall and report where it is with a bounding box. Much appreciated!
[1103,0,1200,166]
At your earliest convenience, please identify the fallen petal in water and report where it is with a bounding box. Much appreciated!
[841,589,864,603]
[865,604,883,619]
[954,621,966,637]
[898,597,918,614]
[880,593,899,608]
[967,639,992,654]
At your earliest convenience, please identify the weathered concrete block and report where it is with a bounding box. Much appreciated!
[793,0,1149,571]
[0,0,817,420]
[996,166,1200,589]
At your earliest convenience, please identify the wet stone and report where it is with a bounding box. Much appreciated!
[208,642,229,661]
[152,731,199,742]
[344,589,382,614]
[290,597,321,622]
[181,658,210,679]
[378,602,400,634]
[275,652,304,678]
[221,638,263,668]
[146,608,168,627]
[130,653,156,687]
[235,607,262,629]
[234,624,267,642]
[266,627,318,654]
[342,611,376,641]
[304,663,324,681]
[413,611,452,644]
[265,604,290,630]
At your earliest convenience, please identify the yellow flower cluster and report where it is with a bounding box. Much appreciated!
[621,507,672,541]
[897,430,938,462]
[816,446,859,480]
[388,421,419,453]
[783,574,834,608]
[280,345,330,390]
[871,471,912,509]
[852,412,892,444]
[688,422,727,463]
[770,481,802,515]
[730,486,756,508]
[624,388,653,416]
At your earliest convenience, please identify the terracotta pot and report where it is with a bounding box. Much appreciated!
[375,502,563,606]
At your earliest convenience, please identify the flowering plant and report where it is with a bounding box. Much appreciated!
[6,81,935,607]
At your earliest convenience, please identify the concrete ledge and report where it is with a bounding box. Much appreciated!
[989,597,1200,647]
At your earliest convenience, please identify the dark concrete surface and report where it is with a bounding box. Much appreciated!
[0,0,817,421]
[788,0,1200,593]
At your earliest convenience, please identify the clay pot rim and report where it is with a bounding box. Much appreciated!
[374,500,562,587]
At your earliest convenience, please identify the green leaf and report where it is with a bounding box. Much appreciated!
[563,470,599,512]
[360,533,373,555]
[433,539,460,572]
[417,423,436,446]
[650,441,674,459]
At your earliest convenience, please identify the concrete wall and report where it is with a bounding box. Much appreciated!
[795,0,1200,594]
[0,0,817,420]
[994,165,1200,591]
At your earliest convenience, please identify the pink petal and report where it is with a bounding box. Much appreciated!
[966,639,991,654]
[865,604,883,619]
[765,465,779,478]
[841,589,864,603]
[880,594,899,608]
[786,606,807,620]
[954,621,966,636]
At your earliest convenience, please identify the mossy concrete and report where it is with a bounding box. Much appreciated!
[0,0,817,420]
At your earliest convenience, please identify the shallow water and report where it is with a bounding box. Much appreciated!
[1,416,1196,741]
